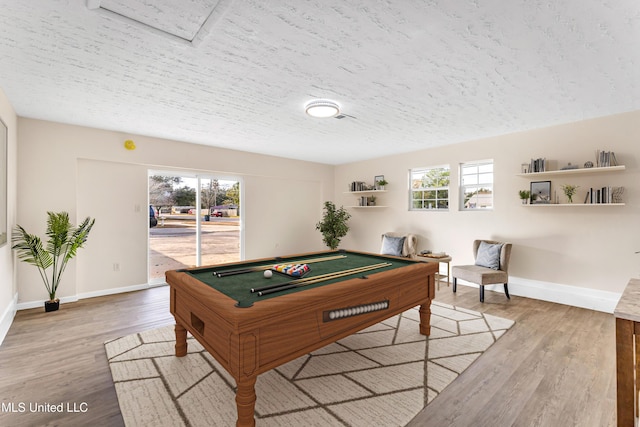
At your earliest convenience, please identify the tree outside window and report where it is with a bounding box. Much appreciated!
[410,166,450,210]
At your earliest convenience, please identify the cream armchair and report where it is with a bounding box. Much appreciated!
[452,240,512,302]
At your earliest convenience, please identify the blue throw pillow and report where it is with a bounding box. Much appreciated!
[381,235,405,257]
[475,241,503,270]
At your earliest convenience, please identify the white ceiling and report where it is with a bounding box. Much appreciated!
[0,0,638,165]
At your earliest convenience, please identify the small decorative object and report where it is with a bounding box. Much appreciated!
[375,175,387,190]
[560,163,578,170]
[315,201,351,250]
[518,190,530,204]
[124,139,136,150]
[561,184,580,203]
[530,181,551,204]
[584,161,593,168]
[612,187,624,203]
[521,163,529,173]
[12,212,95,312]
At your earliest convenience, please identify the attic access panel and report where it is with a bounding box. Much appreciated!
[94,0,222,42]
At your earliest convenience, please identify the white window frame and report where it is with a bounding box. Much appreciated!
[460,160,494,210]
[409,165,450,211]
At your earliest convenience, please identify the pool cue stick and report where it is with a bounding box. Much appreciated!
[256,263,391,296]
[256,263,392,296]
[213,254,347,277]
[250,263,390,293]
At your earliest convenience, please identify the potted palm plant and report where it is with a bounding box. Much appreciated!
[315,201,351,250]
[12,212,95,312]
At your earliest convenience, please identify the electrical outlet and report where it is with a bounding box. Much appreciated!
[113,263,120,272]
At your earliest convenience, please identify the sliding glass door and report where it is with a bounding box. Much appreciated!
[148,171,241,283]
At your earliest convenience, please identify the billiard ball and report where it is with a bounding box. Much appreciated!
[264,270,273,279]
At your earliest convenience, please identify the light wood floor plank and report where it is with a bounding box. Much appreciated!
[409,285,617,427]
[0,284,617,426]
[0,286,174,427]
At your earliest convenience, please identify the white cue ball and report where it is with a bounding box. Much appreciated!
[263,270,273,279]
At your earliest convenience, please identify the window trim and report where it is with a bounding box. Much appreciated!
[459,160,494,211]
[409,165,451,211]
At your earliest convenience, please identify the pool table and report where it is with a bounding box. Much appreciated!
[166,249,438,427]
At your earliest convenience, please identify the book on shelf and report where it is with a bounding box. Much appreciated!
[418,253,448,259]
[357,196,377,206]
[350,181,368,192]
[595,150,618,167]
[529,157,546,173]
[584,186,624,204]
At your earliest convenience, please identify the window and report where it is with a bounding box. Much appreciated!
[410,166,450,210]
[148,171,241,284]
[460,160,493,210]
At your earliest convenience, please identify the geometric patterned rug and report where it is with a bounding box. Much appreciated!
[105,301,514,427]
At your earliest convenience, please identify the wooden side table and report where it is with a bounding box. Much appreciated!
[614,278,640,426]
[415,254,451,290]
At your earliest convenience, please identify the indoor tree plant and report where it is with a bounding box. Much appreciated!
[518,190,531,204]
[12,211,95,312]
[315,201,351,250]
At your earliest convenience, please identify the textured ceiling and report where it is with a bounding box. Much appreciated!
[0,0,638,165]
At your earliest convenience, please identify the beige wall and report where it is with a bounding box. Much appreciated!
[335,111,640,312]
[8,109,640,315]
[16,118,335,305]
[0,88,18,342]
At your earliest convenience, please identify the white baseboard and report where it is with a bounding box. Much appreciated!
[76,283,151,300]
[454,276,621,313]
[16,295,79,311]
[0,293,18,347]
[16,283,151,311]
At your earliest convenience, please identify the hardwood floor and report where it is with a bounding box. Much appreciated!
[0,284,617,427]
[0,286,175,427]
[410,286,617,427]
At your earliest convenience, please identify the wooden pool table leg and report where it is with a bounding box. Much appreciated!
[235,375,257,427]
[175,322,188,357]
[419,303,431,336]
[419,274,435,336]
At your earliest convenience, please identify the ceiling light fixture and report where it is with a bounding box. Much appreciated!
[305,99,340,118]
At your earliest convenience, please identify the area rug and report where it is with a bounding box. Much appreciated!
[105,301,514,427]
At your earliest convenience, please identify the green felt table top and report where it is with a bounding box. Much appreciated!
[184,251,415,308]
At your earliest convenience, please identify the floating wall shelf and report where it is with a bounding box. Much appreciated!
[516,165,625,178]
